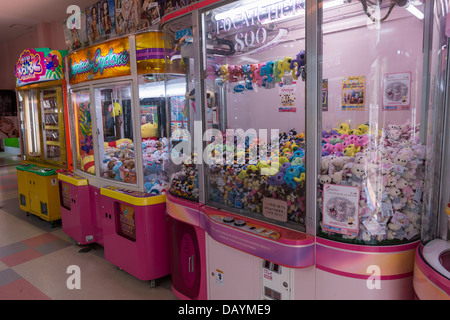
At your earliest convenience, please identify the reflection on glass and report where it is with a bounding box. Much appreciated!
[72,89,94,174]
[202,0,307,230]
[23,89,41,159]
[318,1,425,245]
[163,17,199,202]
[96,84,136,184]
[139,74,170,194]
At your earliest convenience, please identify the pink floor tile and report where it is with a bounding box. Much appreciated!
[22,233,59,248]
[0,249,43,267]
[0,278,50,300]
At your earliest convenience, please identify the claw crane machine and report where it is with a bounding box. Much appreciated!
[15,48,71,224]
[413,0,450,300]
[61,31,171,283]
[315,0,447,299]
[198,0,316,300]
[162,7,209,300]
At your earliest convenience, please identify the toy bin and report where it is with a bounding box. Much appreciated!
[58,170,102,245]
[16,163,36,212]
[100,186,169,282]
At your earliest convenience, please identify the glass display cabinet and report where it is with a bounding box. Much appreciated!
[314,0,430,300]
[199,0,315,300]
[14,48,71,223]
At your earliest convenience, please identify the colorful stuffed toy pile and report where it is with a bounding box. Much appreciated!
[318,120,425,244]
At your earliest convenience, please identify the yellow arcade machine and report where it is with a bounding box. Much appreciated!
[15,48,72,225]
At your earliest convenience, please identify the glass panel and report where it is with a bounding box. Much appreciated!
[23,89,41,159]
[202,0,307,230]
[318,1,426,244]
[138,74,169,194]
[95,83,136,184]
[163,15,200,202]
[17,91,26,160]
[41,88,62,163]
[71,89,95,174]
[421,0,449,244]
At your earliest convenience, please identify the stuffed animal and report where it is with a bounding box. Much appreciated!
[253,64,264,86]
[104,138,132,149]
[336,123,350,135]
[278,56,292,77]
[284,165,305,189]
[260,61,275,83]
[220,64,229,82]
[228,65,242,82]
[141,122,158,139]
[109,102,122,117]
[82,155,95,174]
[290,50,305,80]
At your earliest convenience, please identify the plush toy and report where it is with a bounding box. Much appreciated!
[290,50,305,80]
[336,123,350,135]
[242,64,252,81]
[268,172,285,185]
[260,61,275,83]
[82,155,95,174]
[343,144,360,157]
[253,64,264,86]
[104,138,132,148]
[284,165,305,188]
[228,65,242,82]
[220,64,229,82]
[273,59,282,83]
[141,122,158,139]
[109,102,122,117]
[278,56,292,77]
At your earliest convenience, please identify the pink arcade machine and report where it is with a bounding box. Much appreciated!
[314,0,447,299]
[196,0,317,300]
[174,0,444,300]
[161,7,210,299]
[60,30,172,283]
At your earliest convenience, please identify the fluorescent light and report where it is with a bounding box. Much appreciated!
[405,3,424,20]
[213,0,305,23]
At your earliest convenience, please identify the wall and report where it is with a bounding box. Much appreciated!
[215,8,424,134]
[0,20,67,90]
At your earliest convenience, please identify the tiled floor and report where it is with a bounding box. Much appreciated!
[0,154,178,300]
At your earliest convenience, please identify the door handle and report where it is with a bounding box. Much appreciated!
[188,255,195,273]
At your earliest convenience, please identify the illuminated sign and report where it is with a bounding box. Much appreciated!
[211,0,304,53]
[15,48,67,86]
[69,37,131,84]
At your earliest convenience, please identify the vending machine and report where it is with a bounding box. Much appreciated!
[162,10,209,300]
[62,31,172,283]
[15,48,71,224]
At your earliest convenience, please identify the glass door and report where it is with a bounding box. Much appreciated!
[163,13,201,202]
[71,88,95,174]
[201,0,307,231]
[94,82,136,185]
[318,0,426,245]
[40,87,66,165]
[21,89,41,161]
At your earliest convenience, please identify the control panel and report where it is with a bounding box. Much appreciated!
[210,215,281,240]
